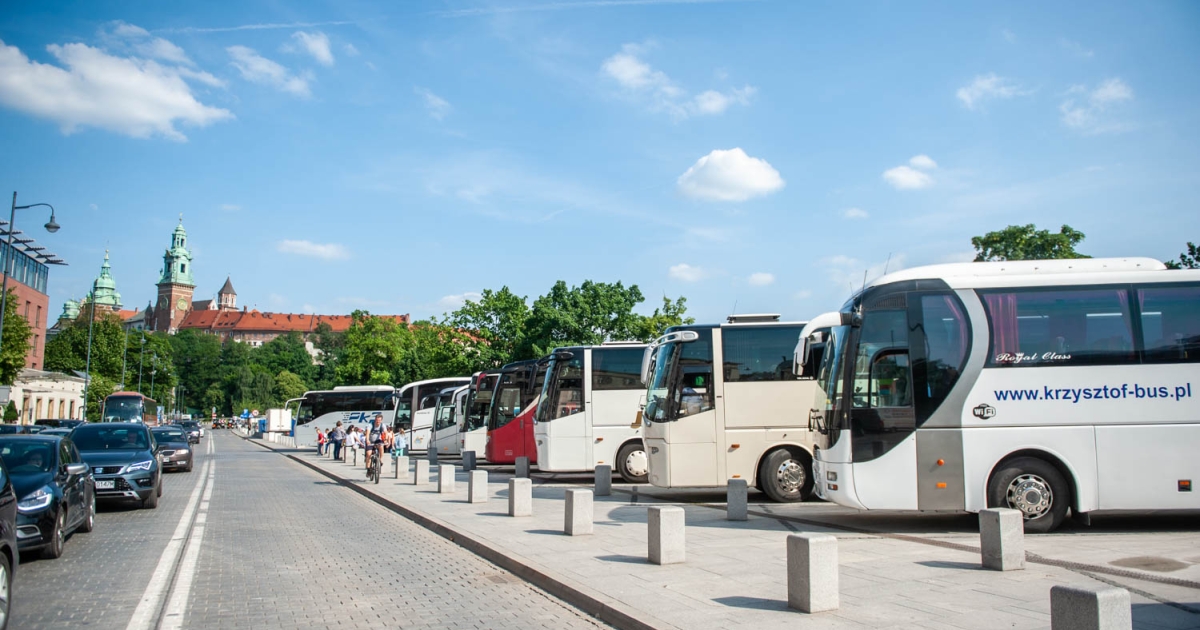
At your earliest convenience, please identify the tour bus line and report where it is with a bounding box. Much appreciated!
[235,435,663,630]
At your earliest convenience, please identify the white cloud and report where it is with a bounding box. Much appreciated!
[1001,29,1017,43]
[747,272,775,286]
[1060,38,1094,59]
[677,148,785,202]
[437,292,483,310]
[794,290,812,300]
[268,293,288,307]
[227,45,311,97]
[0,38,232,141]
[822,254,908,291]
[219,203,240,211]
[882,165,934,190]
[415,87,451,120]
[276,239,349,260]
[668,263,706,282]
[105,21,194,66]
[908,154,937,170]
[601,43,754,119]
[89,203,99,211]
[1060,78,1134,134]
[842,207,869,220]
[343,43,360,57]
[956,73,1027,109]
[291,31,334,66]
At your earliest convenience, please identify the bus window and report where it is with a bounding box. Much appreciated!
[542,353,584,421]
[395,398,413,430]
[981,288,1135,366]
[915,294,970,419]
[673,330,714,419]
[1138,285,1200,363]
[722,326,803,382]
[591,348,643,390]
[849,299,913,463]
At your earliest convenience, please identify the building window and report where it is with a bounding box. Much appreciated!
[36,304,41,325]
[24,301,30,317]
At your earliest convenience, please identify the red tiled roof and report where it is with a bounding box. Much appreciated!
[116,309,140,320]
[178,310,409,334]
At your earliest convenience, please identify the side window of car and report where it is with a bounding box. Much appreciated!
[69,442,82,465]
[59,442,72,467]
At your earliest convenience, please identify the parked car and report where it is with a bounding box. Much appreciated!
[0,447,18,626]
[38,429,71,437]
[0,425,38,435]
[175,422,200,441]
[34,419,84,430]
[72,424,161,509]
[151,427,194,473]
[0,435,94,559]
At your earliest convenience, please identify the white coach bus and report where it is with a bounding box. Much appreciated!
[431,385,470,457]
[640,315,820,501]
[804,258,1199,532]
[534,342,648,483]
[292,386,396,446]
[394,377,471,454]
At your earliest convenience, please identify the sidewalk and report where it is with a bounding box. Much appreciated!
[250,437,1200,630]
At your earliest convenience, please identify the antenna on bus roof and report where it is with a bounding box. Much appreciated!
[731,300,737,315]
[883,252,893,275]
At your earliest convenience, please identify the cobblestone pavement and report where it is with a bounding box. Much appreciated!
[186,433,608,629]
[12,439,211,629]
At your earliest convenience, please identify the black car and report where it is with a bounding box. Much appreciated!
[34,419,85,430]
[151,426,194,473]
[0,436,94,559]
[177,421,202,443]
[0,425,35,435]
[0,448,18,625]
[72,424,161,509]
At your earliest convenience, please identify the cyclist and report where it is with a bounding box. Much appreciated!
[365,413,387,478]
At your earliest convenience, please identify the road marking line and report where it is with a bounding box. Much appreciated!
[124,459,211,630]
[159,462,216,630]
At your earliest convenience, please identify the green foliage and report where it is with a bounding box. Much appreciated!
[971,224,1089,262]
[336,311,413,385]
[274,369,308,402]
[0,288,33,385]
[2,400,16,422]
[85,373,117,422]
[521,280,647,357]
[444,287,530,366]
[632,296,696,341]
[1164,242,1199,269]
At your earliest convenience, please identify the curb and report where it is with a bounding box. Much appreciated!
[239,434,675,630]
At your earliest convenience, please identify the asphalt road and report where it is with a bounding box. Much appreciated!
[11,431,609,629]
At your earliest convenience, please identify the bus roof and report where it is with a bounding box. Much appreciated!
[331,385,395,392]
[868,257,1177,290]
[396,376,471,393]
[107,391,156,401]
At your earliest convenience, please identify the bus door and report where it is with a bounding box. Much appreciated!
[670,329,720,486]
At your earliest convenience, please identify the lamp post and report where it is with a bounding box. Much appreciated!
[137,334,146,393]
[82,296,95,421]
[0,192,60,353]
[120,327,130,389]
[150,353,157,400]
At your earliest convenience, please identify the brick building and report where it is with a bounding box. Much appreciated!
[177,310,409,346]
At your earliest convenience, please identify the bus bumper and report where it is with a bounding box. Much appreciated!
[814,459,867,511]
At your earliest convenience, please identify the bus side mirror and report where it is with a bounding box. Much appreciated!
[793,337,808,377]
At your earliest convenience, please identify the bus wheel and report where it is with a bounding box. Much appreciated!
[759,449,813,503]
[616,442,649,484]
[987,457,1070,533]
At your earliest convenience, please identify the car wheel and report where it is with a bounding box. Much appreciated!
[616,442,649,484]
[42,509,66,559]
[142,488,159,510]
[0,550,11,630]
[186,460,194,473]
[77,492,96,533]
[987,457,1070,534]
[758,448,814,503]
[157,479,163,498]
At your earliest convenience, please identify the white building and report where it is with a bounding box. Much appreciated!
[0,369,87,423]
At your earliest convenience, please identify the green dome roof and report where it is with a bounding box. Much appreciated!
[92,251,122,308]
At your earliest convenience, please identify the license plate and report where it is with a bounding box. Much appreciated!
[96,480,115,489]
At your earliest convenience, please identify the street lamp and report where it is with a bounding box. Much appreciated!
[0,192,60,353]
[138,334,146,393]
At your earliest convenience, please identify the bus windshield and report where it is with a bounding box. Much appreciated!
[103,396,145,423]
[644,329,714,423]
[463,375,497,432]
[537,351,584,423]
[817,325,851,435]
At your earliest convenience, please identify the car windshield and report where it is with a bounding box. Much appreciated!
[154,429,187,441]
[103,397,144,422]
[0,441,54,473]
[73,426,150,450]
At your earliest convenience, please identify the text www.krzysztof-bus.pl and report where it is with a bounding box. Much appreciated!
[993,383,1194,403]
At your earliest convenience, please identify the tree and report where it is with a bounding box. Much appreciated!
[85,373,118,421]
[336,311,414,385]
[971,224,1089,262]
[169,329,223,413]
[631,295,695,341]
[274,369,308,402]
[445,287,530,367]
[0,288,32,385]
[253,332,316,384]
[1164,242,1199,269]
[521,280,646,357]
[2,400,16,422]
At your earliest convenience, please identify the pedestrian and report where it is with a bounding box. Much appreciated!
[330,421,347,460]
[316,428,327,456]
[394,427,408,457]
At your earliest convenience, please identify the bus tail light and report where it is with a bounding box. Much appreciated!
[1181,480,1192,492]
[730,443,740,450]
[936,482,947,489]
[936,459,945,466]
[595,437,603,442]
[827,483,838,492]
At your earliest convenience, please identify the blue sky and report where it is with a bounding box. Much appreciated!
[1,1,1198,325]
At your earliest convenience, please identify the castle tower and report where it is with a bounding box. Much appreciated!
[217,276,237,311]
[91,251,123,312]
[153,217,195,333]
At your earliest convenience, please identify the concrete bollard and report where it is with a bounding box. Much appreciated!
[462,450,476,472]
[1050,585,1132,630]
[980,508,1025,571]
[594,465,612,497]
[396,456,409,481]
[515,456,530,478]
[351,447,358,466]
[564,489,594,536]
[469,470,488,503]
[727,478,748,521]
[414,459,430,485]
[508,478,532,516]
[647,506,685,565]
[438,465,456,493]
[428,449,439,465]
[787,533,839,613]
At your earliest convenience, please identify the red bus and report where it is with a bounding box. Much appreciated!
[484,358,547,465]
[101,392,160,426]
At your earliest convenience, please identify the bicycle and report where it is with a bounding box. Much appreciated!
[369,445,382,484]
